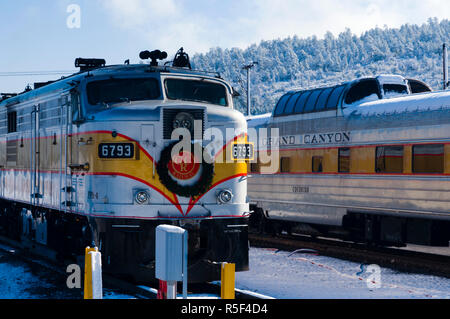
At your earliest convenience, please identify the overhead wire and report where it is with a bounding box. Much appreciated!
[0,70,76,77]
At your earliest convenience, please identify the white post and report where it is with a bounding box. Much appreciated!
[84,246,102,299]
[167,281,177,300]
[182,231,188,299]
[90,250,103,299]
[155,225,188,300]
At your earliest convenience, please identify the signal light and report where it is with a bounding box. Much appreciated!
[139,50,168,66]
[173,47,191,69]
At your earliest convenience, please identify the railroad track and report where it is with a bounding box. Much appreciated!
[249,232,450,279]
[0,235,263,299]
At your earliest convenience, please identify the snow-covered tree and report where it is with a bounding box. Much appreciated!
[192,19,450,114]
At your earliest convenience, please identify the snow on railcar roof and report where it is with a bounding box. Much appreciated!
[375,74,408,86]
[344,90,450,117]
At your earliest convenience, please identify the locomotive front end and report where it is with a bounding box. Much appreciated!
[72,57,250,283]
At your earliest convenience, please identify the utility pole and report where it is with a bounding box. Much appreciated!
[242,62,258,116]
[443,43,448,90]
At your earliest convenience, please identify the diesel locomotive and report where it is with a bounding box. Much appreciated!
[0,49,250,283]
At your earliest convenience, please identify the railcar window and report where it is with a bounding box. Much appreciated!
[303,90,322,113]
[383,84,408,96]
[344,79,381,105]
[412,144,444,174]
[312,156,323,173]
[7,111,17,133]
[274,93,292,116]
[315,87,334,112]
[283,92,303,115]
[165,79,228,106]
[375,146,404,173]
[338,148,350,173]
[280,157,291,173]
[408,79,432,94]
[87,78,160,105]
[294,91,312,114]
[326,85,345,110]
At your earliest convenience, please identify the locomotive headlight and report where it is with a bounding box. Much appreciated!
[217,189,233,204]
[135,191,150,205]
[182,119,191,129]
[173,112,194,132]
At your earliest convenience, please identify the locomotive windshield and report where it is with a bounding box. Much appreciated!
[86,78,160,105]
[165,79,228,106]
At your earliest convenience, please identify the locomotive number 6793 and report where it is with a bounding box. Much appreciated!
[232,142,254,160]
[98,143,135,159]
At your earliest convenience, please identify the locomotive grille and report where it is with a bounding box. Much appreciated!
[163,108,205,139]
[6,139,17,164]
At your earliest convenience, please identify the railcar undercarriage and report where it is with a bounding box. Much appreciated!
[249,205,450,247]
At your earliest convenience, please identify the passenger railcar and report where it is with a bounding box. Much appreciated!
[0,49,250,283]
[248,74,450,247]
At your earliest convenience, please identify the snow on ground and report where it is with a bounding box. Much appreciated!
[0,249,136,299]
[1,245,449,299]
[235,247,450,299]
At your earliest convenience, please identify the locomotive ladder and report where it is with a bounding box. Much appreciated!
[60,93,74,213]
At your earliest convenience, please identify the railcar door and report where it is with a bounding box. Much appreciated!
[30,104,42,206]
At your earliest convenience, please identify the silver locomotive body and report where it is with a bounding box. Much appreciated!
[0,57,250,282]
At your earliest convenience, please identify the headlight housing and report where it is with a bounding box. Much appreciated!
[217,189,233,204]
[135,190,150,205]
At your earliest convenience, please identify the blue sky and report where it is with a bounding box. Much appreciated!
[1,0,449,92]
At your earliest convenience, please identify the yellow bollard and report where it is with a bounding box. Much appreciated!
[84,246,98,299]
[220,263,235,299]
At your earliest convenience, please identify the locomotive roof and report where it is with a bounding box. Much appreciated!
[0,64,224,107]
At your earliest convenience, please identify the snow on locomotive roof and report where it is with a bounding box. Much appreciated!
[343,90,450,117]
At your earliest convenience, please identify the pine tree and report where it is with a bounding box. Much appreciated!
[191,19,450,115]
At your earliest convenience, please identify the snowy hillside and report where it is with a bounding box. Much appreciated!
[192,18,450,115]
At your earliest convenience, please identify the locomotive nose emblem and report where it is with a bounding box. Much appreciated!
[158,142,215,198]
[168,151,200,180]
